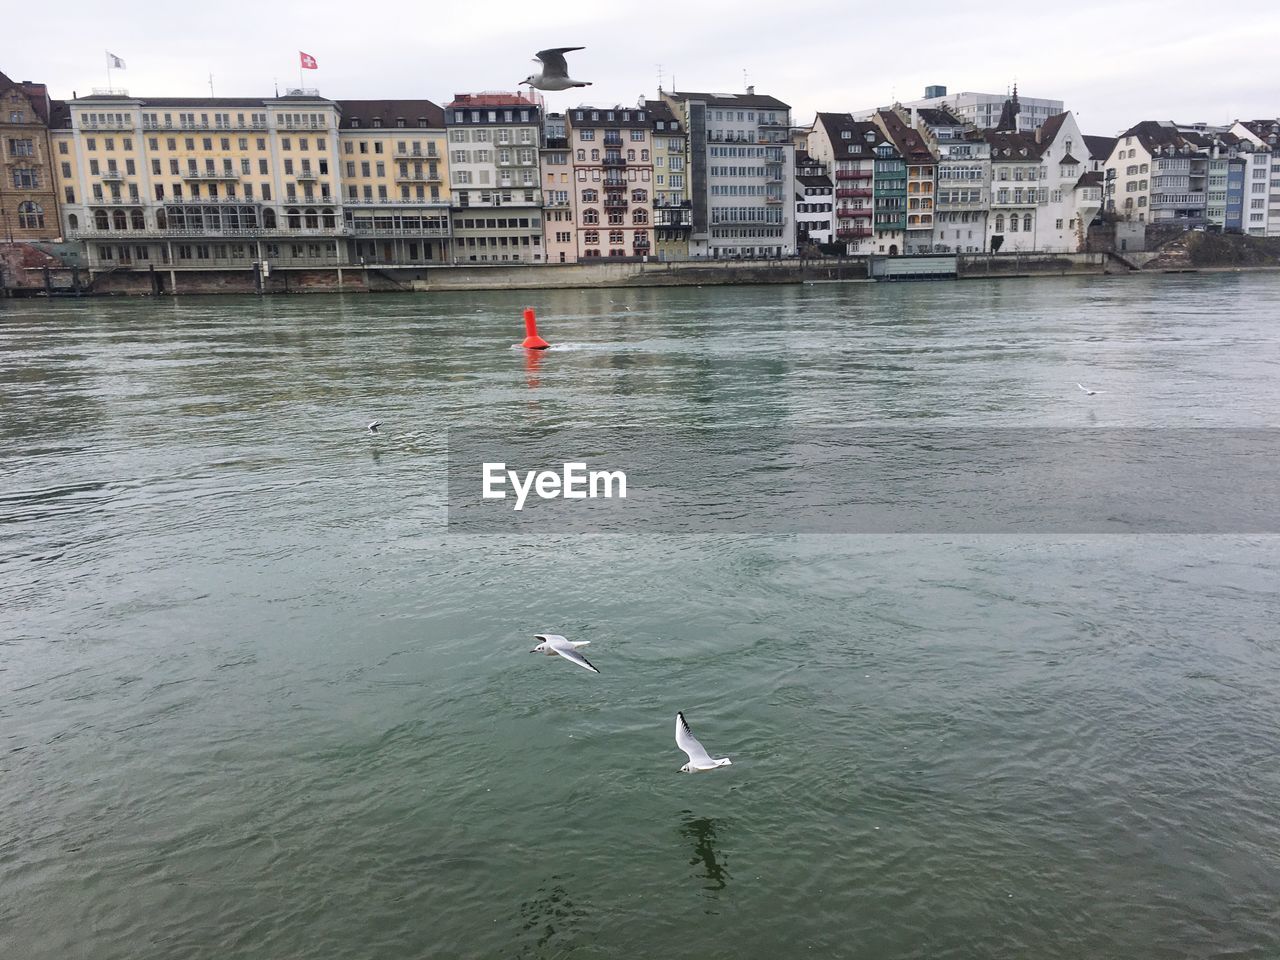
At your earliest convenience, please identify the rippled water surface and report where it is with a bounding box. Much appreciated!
[3,275,1280,959]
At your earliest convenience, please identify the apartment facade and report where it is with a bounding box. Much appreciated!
[806,114,880,255]
[1229,120,1277,236]
[984,131,1043,251]
[564,104,656,259]
[1031,112,1101,251]
[647,99,691,261]
[56,91,347,274]
[539,112,576,263]
[794,153,834,246]
[914,107,989,253]
[337,99,450,265]
[662,88,795,258]
[1,72,63,241]
[444,93,543,262]
[874,108,936,254]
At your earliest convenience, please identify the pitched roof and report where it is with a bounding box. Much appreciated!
[665,89,789,111]
[1083,134,1117,161]
[1076,171,1103,188]
[644,99,681,127]
[916,107,963,126]
[797,174,833,188]
[984,130,1045,160]
[815,113,889,157]
[1037,111,1069,145]
[338,99,444,129]
[1119,120,1216,154]
[48,99,70,128]
[566,105,655,129]
[447,92,539,109]
[1059,153,1080,165]
[874,108,935,161]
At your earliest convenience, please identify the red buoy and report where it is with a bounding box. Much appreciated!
[521,307,550,349]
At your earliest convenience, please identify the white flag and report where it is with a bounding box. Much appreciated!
[107,52,126,69]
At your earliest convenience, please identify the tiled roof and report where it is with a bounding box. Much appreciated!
[797,174,833,188]
[816,113,889,156]
[1037,111,1069,145]
[984,130,1045,160]
[447,92,539,109]
[338,99,445,129]
[1076,171,1104,188]
[915,107,963,126]
[566,105,655,128]
[665,90,789,111]
[875,109,935,161]
[1059,153,1080,165]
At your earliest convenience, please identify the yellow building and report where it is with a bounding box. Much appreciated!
[647,98,690,260]
[1,72,63,242]
[539,111,577,264]
[337,99,450,265]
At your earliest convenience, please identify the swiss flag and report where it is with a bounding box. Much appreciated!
[299,51,318,70]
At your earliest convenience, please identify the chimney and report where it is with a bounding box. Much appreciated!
[746,84,755,96]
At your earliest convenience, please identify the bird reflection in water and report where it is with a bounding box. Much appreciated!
[515,876,587,958]
[681,812,730,891]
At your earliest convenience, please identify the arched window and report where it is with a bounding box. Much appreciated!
[994,214,1004,232]
[304,208,319,229]
[321,210,335,228]
[632,209,648,225]
[263,209,277,228]
[131,210,145,230]
[156,210,167,229]
[287,208,301,228]
[1023,214,1032,232]
[112,209,128,230]
[631,189,647,202]
[16,200,46,227]
[93,209,108,230]
[68,213,79,230]
[582,189,598,202]
[583,208,599,225]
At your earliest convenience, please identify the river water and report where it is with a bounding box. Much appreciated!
[2,275,1279,959]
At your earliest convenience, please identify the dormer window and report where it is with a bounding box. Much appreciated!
[841,131,851,140]
[351,118,360,128]
[396,118,406,128]
[372,118,382,128]
[864,132,875,142]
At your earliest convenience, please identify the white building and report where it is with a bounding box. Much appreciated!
[857,85,1063,135]
[795,153,834,245]
[662,88,796,258]
[806,113,884,255]
[1229,121,1278,236]
[1031,112,1102,251]
[912,107,989,253]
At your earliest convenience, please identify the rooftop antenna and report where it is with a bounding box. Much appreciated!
[208,72,215,97]
[743,68,749,91]
[657,63,663,93]
[273,77,279,98]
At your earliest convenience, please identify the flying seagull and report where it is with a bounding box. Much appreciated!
[520,48,591,91]
[531,633,599,673]
[675,712,732,773]
[1076,383,1103,396]
[367,420,382,434]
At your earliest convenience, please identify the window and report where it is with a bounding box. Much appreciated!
[17,201,44,229]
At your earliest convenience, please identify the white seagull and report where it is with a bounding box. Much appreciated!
[531,633,599,674]
[1076,383,1103,396]
[367,420,382,434]
[675,712,732,773]
[520,48,591,91]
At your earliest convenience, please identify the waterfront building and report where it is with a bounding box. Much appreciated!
[647,99,691,261]
[1229,120,1278,236]
[1030,111,1103,251]
[984,130,1043,251]
[563,103,656,259]
[337,99,450,266]
[444,92,544,262]
[1222,155,1245,232]
[56,89,347,277]
[1105,122,1221,226]
[794,152,834,246]
[661,88,795,258]
[912,106,989,253]
[857,85,1064,135]
[538,112,576,264]
[1,71,63,241]
[806,114,879,254]
[873,108,936,254]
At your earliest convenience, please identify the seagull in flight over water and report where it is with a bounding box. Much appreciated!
[1076,383,1103,396]
[367,420,382,434]
[675,712,733,773]
[531,633,599,673]
[520,48,591,91]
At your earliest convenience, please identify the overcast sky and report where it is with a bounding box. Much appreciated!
[10,0,1279,135]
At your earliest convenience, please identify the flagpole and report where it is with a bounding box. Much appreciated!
[106,51,112,92]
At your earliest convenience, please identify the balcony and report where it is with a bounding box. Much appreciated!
[347,223,450,238]
[543,197,571,207]
[144,119,270,131]
[655,211,692,228]
[182,169,240,181]
[278,120,328,130]
[603,196,628,210]
[294,169,318,181]
[602,156,627,167]
[836,227,873,239]
[602,135,623,147]
[633,237,651,249]
[836,207,873,219]
[835,169,872,181]
[71,225,348,239]
[99,168,127,181]
[342,199,449,208]
[836,188,872,199]
[79,119,134,131]
[757,118,787,127]
[765,195,785,204]
[602,178,626,188]
[399,147,440,159]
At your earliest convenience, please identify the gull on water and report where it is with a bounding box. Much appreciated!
[675,711,732,773]
[1076,383,1103,396]
[367,420,382,434]
[531,633,599,673]
[520,48,591,91]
